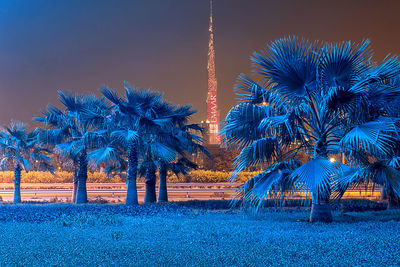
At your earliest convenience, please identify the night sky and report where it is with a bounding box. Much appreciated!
[1,0,400,125]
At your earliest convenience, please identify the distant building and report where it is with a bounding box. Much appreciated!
[200,120,210,144]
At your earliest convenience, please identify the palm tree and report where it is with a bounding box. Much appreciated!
[223,37,400,222]
[100,84,199,204]
[99,85,170,204]
[141,102,208,204]
[158,157,198,203]
[96,84,208,204]
[0,121,53,203]
[156,120,207,203]
[35,91,110,204]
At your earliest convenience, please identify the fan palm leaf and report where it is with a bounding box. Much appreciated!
[231,137,278,181]
[341,118,398,155]
[290,157,338,202]
[252,36,320,98]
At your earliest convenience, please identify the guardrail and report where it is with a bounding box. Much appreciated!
[0,182,381,189]
[0,183,383,201]
[0,183,242,190]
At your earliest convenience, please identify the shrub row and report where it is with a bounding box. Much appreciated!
[166,170,259,183]
[0,171,122,183]
[0,170,259,184]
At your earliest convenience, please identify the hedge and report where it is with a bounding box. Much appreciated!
[0,170,259,184]
[0,171,121,184]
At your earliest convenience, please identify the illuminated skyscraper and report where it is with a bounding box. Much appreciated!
[206,0,220,145]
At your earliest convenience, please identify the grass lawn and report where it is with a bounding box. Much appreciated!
[0,204,399,266]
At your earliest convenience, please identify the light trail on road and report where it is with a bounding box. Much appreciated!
[0,183,381,202]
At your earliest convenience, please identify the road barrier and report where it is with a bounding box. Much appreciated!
[0,183,382,202]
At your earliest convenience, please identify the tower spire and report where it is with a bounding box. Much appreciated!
[209,0,213,28]
[206,0,220,145]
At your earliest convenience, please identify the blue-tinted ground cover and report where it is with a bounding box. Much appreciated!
[0,203,399,266]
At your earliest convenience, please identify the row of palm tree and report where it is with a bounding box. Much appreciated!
[0,84,207,205]
[3,37,399,223]
[222,37,400,222]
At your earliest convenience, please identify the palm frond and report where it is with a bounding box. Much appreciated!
[33,104,66,126]
[331,164,359,199]
[221,103,273,148]
[319,39,372,90]
[232,159,300,210]
[389,156,400,168]
[55,141,81,160]
[149,142,176,162]
[341,118,398,155]
[252,36,320,98]
[58,91,80,113]
[111,130,138,145]
[100,86,122,105]
[231,137,278,181]
[234,74,270,104]
[350,55,400,93]
[82,130,108,148]
[88,146,118,167]
[35,128,67,145]
[290,157,337,202]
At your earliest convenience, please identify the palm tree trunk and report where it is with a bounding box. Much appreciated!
[72,167,78,203]
[310,195,332,223]
[387,189,399,209]
[125,143,138,205]
[76,152,88,204]
[157,162,168,203]
[13,164,22,204]
[380,186,387,201]
[144,162,157,204]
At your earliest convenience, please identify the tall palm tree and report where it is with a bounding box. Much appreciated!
[0,121,53,203]
[35,91,110,204]
[223,37,400,222]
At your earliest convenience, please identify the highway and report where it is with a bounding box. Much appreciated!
[0,183,381,202]
[0,183,238,202]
